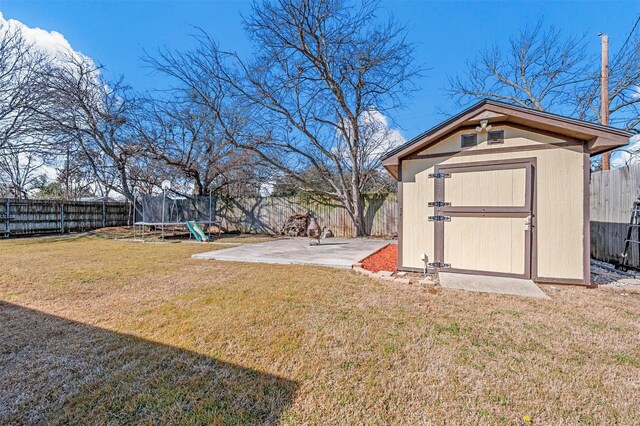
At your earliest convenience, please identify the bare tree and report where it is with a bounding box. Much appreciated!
[449,19,640,135]
[0,150,49,198]
[0,19,61,199]
[137,97,261,196]
[147,0,420,236]
[448,22,591,113]
[127,156,173,196]
[42,54,141,203]
[56,146,110,200]
[0,21,53,153]
[575,22,640,132]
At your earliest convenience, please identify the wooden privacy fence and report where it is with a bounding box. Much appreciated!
[0,195,398,238]
[590,163,640,268]
[1,198,130,236]
[218,194,398,237]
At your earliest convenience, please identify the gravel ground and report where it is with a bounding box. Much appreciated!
[591,259,640,286]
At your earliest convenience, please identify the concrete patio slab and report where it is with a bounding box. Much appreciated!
[192,237,392,269]
[439,272,550,299]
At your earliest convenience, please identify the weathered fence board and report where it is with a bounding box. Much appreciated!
[1,199,130,236]
[1,170,632,260]
[590,164,640,268]
[1,194,398,238]
[219,194,398,237]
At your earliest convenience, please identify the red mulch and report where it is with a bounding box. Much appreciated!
[361,244,398,273]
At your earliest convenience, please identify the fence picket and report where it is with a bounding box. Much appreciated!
[0,194,399,238]
[218,194,398,237]
[590,164,640,268]
[0,198,130,236]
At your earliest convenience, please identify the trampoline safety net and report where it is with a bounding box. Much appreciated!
[134,194,217,225]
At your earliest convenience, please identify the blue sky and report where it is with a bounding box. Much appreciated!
[1,0,639,140]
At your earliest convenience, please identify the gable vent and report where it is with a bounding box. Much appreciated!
[461,133,477,148]
[488,130,505,144]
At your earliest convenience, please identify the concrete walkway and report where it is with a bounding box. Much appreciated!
[192,237,391,269]
[439,272,550,299]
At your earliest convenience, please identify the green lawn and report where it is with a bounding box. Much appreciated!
[1,234,639,424]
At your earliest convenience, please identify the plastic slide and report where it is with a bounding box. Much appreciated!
[185,221,209,242]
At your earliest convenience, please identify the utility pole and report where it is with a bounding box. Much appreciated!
[600,33,610,170]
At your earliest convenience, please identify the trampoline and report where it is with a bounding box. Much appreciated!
[133,191,219,241]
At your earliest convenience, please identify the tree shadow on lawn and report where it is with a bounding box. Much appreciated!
[0,301,298,425]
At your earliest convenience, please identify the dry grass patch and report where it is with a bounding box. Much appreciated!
[91,226,278,245]
[1,235,639,424]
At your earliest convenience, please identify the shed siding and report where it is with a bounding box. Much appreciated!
[444,216,525,274]
[400,125,585,281]
[446,168,526,207]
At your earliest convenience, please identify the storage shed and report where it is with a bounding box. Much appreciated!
[382,100,630,285]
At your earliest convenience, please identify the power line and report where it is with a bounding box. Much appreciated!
[612,14,640,69]
[572,15,640,119]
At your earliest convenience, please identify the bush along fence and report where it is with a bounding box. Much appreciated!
[1,198,130,237]
[217,194,398,238]
[590,163,640,269]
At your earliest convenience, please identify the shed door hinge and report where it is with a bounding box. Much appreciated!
[428,201,451,207]
[428,262,451,268]
[428,172,451,179]
[428,215,451,222]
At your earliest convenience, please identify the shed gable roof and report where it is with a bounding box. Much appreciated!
[382,99,630,178]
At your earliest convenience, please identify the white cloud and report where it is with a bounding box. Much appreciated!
[361,109,406,164]
[363,109,406,147]
[0,11,90,64]
[335,109,406,165]
[0,13,98,192]
[611,134,640,168]
[259,181,274,196]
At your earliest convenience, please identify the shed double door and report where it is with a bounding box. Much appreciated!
[432,159,534,279]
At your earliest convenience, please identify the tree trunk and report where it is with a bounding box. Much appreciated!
[350,181,367,237]
[116,162,135,205]
[194,179,204,196]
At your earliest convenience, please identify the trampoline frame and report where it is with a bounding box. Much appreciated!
[132,190,220,241]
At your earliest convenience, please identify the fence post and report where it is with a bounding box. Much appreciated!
[60,201,65,234]
[5,198,9,235]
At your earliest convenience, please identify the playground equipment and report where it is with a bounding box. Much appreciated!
[133,187,218,242]
[185,220,209,242]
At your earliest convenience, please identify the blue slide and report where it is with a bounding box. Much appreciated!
[185,221,209,242]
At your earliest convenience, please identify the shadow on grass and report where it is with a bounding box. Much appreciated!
[0,301,298,425]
